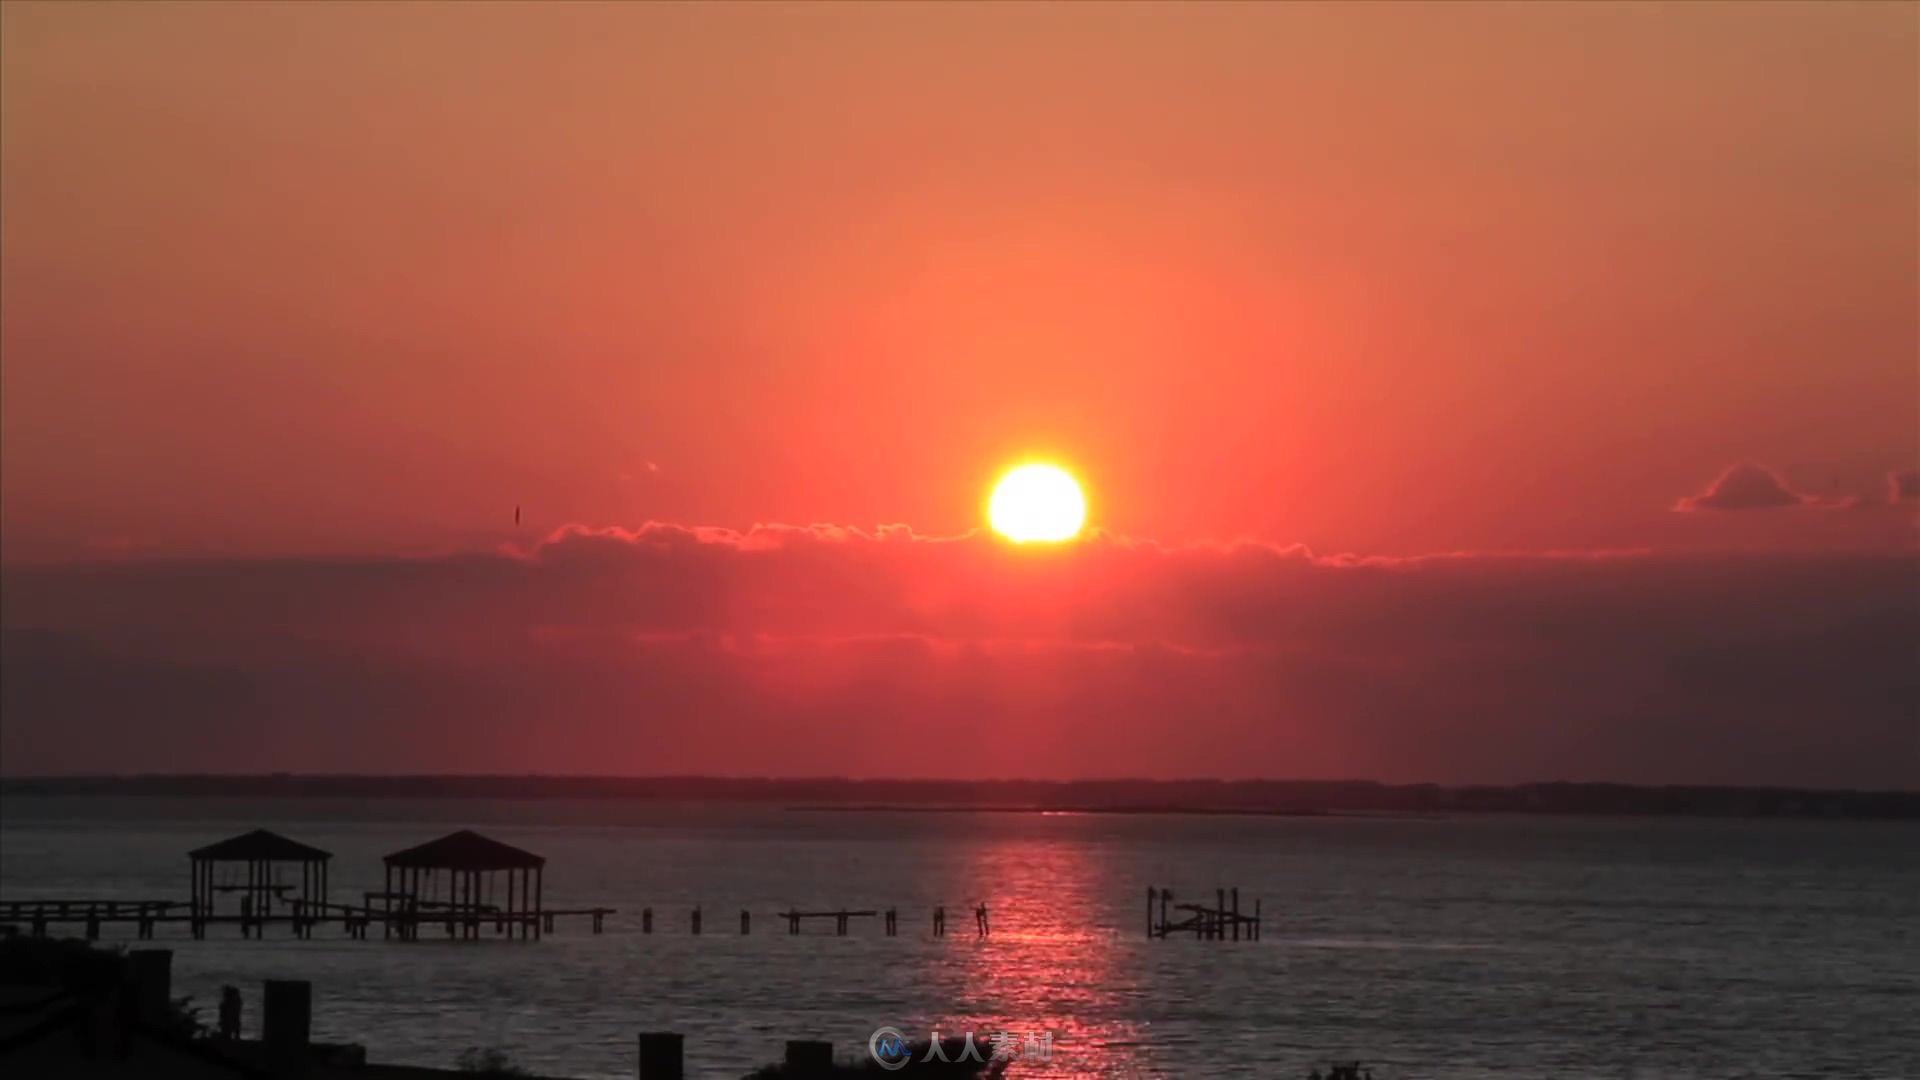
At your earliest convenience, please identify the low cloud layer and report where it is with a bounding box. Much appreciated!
[3,526,1916,787]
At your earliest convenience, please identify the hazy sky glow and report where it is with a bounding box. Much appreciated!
[1,2,1914,782]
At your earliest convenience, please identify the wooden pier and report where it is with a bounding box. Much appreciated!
[0,896,617,941]
[0,898,190,940]
[0,898,1002,943]
[2,826,1019,950]
[0,827,624,946]
[775,908,879,936]
[1147,885,1261,940]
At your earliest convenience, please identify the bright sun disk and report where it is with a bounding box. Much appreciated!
[989,464,1087,543]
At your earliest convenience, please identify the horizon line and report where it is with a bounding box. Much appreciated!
[3,772,1914,797]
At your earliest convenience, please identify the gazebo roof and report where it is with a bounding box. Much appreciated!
[189,828,332,863]
[383,829,545,871]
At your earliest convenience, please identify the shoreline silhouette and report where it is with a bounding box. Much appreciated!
[4,775,1914,820]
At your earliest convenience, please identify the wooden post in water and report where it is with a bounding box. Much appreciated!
[1232,888,1240,941]
[740,910,750,935]
[1253,898,1262,940]
[642,907,653,934]
[637,1032,684,1080]
[933,906,945,938]
[786,1041,834,1070]
[691,907,701,935]
[262,979,311,1062]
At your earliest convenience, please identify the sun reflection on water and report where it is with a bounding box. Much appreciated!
[925,834,1157,1078]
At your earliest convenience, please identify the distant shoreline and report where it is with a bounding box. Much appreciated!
[2,775,1915,820]
[787,803,1343,817]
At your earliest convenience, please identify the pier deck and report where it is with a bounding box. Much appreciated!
[775,908,879,935]
[0,897,617,940]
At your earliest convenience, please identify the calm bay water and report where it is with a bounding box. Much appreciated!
[1,796,1916,1079]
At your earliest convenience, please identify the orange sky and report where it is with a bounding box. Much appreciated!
[3,1,1913,559]
[1,3,1916,783]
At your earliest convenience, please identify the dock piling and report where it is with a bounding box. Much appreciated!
[127,950,173,1030]
[786,1041,834,1070]
[638,1031,684,1080]
[262,979,311,1060]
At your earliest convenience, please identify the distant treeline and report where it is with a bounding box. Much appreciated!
[1,775,1916,819]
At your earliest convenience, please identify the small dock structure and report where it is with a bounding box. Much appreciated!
[187,829,332,940]
[379,829,547,940]
[1147,885,1261,940]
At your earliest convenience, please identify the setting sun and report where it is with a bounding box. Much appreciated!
[988,464,1087,543]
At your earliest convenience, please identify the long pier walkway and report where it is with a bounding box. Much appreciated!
[0,897,616,941]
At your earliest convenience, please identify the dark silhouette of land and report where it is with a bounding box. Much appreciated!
[3,775,1915,819]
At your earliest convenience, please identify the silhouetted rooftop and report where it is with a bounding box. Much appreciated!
[382,829,545,871]
[187,829,331,863]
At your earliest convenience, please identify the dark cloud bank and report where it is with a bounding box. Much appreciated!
[3,525,1916,787]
